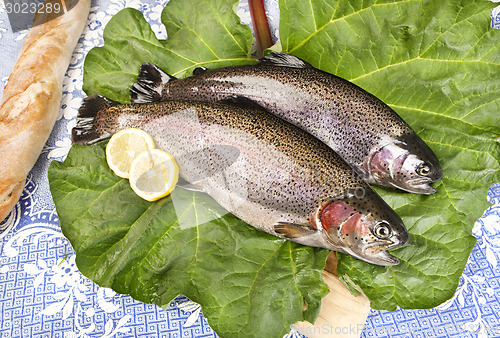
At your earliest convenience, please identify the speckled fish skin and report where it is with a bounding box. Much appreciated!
[130,53,442,195]
[72,95,409,266]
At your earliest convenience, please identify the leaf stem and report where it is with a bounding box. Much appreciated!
[248,0,274,58]
[58,255,68,266]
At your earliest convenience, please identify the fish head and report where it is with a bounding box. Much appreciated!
[367,134,442,195]
[316,190,409,266]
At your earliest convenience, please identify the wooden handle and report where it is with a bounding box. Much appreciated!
[293,253,371,338]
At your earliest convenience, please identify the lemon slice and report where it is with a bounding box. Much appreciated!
[129,149,179,201]
[106,128,155,178]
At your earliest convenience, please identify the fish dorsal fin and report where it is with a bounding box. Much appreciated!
[273,222,317,239]
[219,96,267,111]
[193,66,208,76]
[130,63,176,103]
[258,52,313,69]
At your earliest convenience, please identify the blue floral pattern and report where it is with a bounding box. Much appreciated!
[492,3,500,29]
[0,1,499,337]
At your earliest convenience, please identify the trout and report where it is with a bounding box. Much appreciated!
[72,95,409,265]
[131,53,442,194]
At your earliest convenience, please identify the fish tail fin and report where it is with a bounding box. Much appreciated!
[130,63,176,103]
[72,94,120,145]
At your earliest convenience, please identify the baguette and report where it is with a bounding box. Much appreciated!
[0,0,90,223]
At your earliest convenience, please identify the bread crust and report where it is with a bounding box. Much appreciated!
[0,0,90,222]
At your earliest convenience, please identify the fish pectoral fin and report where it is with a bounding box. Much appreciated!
[193,66,208,76]
[258,52,313,69]
[273,222,317,239]
[130,63,176,103]
[219,96,267,111]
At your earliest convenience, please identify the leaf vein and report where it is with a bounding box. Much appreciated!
[201,0,247,53]
[288,0,421,54]
[387,104,492,133]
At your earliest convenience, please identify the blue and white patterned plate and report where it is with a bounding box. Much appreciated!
[0,1,498,337]
[492,2,500,29]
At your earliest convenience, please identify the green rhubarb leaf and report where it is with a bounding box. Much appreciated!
[48,142,329,338]
[70,0,499,323]
[83,0,256,103]
[279,0,500,310]
[68,2,330,336]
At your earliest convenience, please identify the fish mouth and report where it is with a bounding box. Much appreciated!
[406,177,437,195]
[386,177,436,195]
[365,250,400,266]
[339,243,401,266]
[359,241,402,266]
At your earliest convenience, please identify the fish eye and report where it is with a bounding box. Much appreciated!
[374,221,392,239]
[416,162,432,176]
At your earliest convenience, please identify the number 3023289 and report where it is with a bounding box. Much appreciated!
[5,1,63,14]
